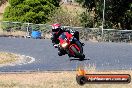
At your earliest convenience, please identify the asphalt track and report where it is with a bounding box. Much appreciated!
[0,37,132,72]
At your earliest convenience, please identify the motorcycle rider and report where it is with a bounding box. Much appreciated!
[51,23,83,56]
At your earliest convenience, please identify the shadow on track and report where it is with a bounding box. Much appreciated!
[70,58,90,61]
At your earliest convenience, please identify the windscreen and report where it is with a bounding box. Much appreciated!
[59,33,67,40]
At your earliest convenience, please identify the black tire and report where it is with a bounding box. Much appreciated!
[74,40,85,60]
[74,40,83,54]
[76,75,87,85]
[79,54,85,61]
[73,31,79,40]
[70,46,81,56]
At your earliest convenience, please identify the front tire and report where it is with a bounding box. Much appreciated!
[70,46,81,57]
[79,54,85,61]
[74,40,83,54]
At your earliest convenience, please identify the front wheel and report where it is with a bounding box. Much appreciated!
[79,54,85,61]
[70,46,81,57]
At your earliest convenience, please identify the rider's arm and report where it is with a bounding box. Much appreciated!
[62,28,74,33]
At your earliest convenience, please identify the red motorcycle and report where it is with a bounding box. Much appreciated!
[58,32,85,60]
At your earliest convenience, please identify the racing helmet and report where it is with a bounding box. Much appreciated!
[51,23,62,34]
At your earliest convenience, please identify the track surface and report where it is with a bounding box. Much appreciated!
[0,37,132,72]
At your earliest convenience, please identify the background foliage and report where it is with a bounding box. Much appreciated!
[48,7,81,27]
[75,0,132,29]
[3,0,60,24]
[0,0,7,6]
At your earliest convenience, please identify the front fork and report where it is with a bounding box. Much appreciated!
[71,38,84,54]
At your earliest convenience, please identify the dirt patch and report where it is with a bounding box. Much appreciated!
[0,31,27,38]
[0,71,131,88]
[0,1,9,21]
[0,52,35,67]
[0,52,19,64]
[61,4,85,15]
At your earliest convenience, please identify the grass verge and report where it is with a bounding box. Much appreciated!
[0,71,131,88]
[0,52,19,64]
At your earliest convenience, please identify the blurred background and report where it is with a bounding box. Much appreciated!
[0,0,131,42]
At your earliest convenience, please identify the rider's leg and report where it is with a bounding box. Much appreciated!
[74,31,84,46]
[77,32,85,46]
[74,31,79,41]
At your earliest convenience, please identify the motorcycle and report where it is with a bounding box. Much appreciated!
[58,32,85,60]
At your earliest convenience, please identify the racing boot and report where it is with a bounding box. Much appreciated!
[58,51,63,56]
[81,43,85,46]
[58,50,66,56]
[68,54,72,58]
[58,47,64,56]
[54,44,59,48]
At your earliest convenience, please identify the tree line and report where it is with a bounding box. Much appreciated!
[75,0,132,29]
[2,0,132,29]
[3,0,60,24]
[0,0,7,6]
